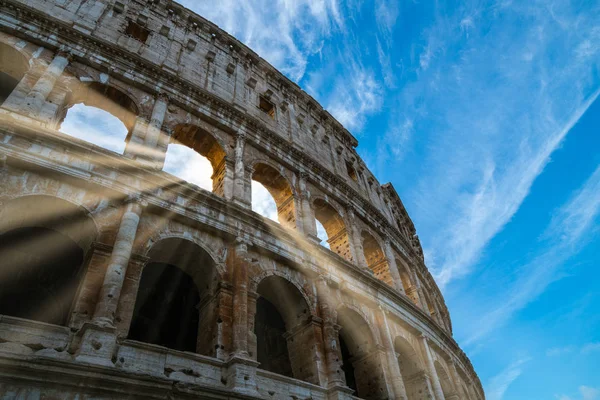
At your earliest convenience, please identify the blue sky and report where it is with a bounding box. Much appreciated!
[61,0,600,398]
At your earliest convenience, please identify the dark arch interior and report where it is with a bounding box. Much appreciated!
[339,334,357,394]
[337,308,385,400]
[128,263,200,352]
[0,43,28,103]
[255,296,293,377]
[254,275,312,381]
[0,227,84,326]
[128,238,219,355]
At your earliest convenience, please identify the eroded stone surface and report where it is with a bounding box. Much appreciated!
[0,0,483,399]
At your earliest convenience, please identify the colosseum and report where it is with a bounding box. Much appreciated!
[0,0,483,399]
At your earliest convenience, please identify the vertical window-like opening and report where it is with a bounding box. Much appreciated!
[0,196,97,327]
[339,335,357,393]
[255,296,292,376]
[337,307,385,399]
[165,124,227,196]
[255,276,317,383]
[128,238,219,355]
[129,263,200,352]
[251,163,296,229]
[0,43,28,104]
[395,337,425,400]
[258,96,275,118]
[361,231,393,286]
[315,219,330,249]
[251,181,278,222]
[125,20,150,43]
[346,161,358,182]
[313,199,352,261]
[58,83,138,154]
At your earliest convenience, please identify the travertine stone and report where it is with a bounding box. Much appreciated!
[0,0,484,399]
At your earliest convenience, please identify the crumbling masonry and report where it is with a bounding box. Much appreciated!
[0,0,484,399]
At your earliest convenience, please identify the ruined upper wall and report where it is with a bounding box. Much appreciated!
[2,0,451,332]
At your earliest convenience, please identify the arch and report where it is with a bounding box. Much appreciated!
[255,275,320,383]
[361,231,393,286]
[396,257,420,306]
[313,198,352,262]
[394,336,426,400]
[434,360,455,399]
[0,195,98,326]
[165,124,227,195]
[128,238,220,355]
[251,162,297,229]
[57,82,139,154]
[0,42,29,103]
[336,306,387,399]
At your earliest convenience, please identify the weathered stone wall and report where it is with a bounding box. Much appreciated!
[0,0,483,399]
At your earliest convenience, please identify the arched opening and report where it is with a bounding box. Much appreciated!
[0,196,97,326]
[58,83,138,154]
[424,292,440,324]
[435,360,455,400]
[255,275,318,383]
[337,307,387,399]
[394,336,426,400]
[164,124,227,195]
[396,258,419,306]
[251,163,296,229]
[315,219,330,249]
[0,43,29,103]
[313,199,352,261]
[128,238,220,355]
[361,231,392,286]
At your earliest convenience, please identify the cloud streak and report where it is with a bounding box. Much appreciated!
[379,0,600,288]
[486,357,531,400]
[464,164,600,346]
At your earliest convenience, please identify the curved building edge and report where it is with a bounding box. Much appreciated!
[0,0,484,399]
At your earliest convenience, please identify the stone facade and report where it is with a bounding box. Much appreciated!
[0,0,483,399]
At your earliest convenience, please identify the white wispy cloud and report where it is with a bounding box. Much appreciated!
[383,0,600,288]
[326,60,383,131]
[557,386,600,400]
[486,357,531,400]
[180,0,344,82]
[464,164,600,345]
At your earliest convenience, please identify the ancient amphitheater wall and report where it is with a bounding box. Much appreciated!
[0,0,484,399]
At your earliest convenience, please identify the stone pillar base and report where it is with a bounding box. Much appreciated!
[326,385,355,400]
[223,355,261,397]
[73,322,118,367]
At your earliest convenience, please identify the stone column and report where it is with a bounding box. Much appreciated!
[383,238,406,294]
[139,93,168,167]
[377,305,408,400]
[232,131,251,208]
[420,335,446,400]
[143,93,168,150]
[21,51,71,118]
[221,158,235,201]
[315,276,345,388]
[347,208,368,270]
[230,238,250,357]
[124,116,149,158]
[449,361,469,400]
[92,196,144,327]
[298,171,318,238]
